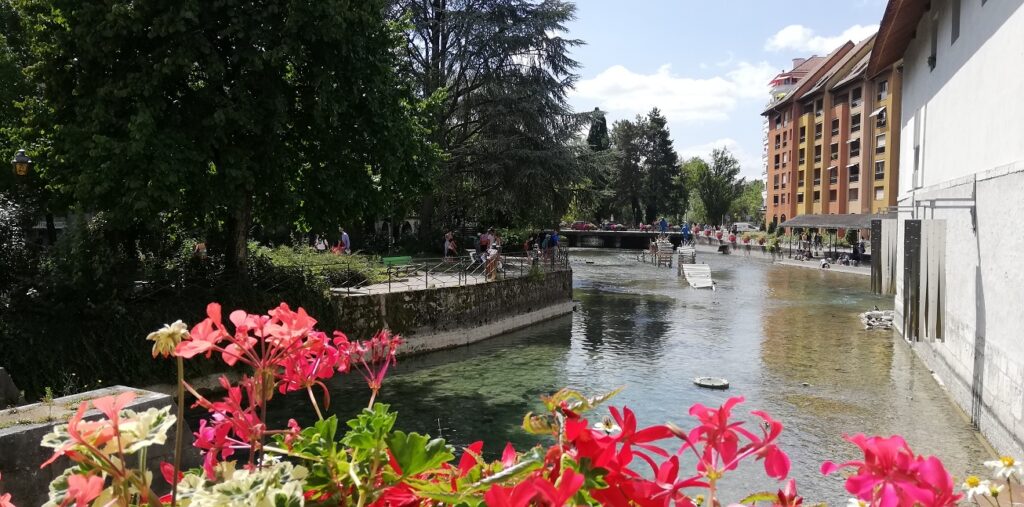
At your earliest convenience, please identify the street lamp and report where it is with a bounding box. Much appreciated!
[11,149,32,177]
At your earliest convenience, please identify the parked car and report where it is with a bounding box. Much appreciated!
[571,220,598,231]
[732,222,760,233]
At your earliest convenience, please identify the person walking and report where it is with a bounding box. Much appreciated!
[339,228,351,254]
[659,217,668,234]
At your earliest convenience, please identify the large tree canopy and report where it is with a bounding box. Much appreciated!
[691,147,745,226]
[390,0,585,230]
[21,0,435,273]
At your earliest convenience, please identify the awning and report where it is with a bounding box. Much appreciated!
[779,213,895,230]
[869,106,886,117]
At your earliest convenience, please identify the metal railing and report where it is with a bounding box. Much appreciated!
[321,249,571,296]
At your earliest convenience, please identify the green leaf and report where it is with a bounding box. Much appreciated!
[738,491,779,504]
[386,430,455,477]
[343,403,396,450]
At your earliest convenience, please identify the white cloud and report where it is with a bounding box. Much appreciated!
[571,61,777,123]
[678,138,764,182]
[764,24,878,54]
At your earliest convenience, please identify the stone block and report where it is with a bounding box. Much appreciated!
[0,368,23,408]
[0,386,198,507]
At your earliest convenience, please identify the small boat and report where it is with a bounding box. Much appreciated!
[693,376,729,389]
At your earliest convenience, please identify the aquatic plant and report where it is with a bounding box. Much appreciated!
[0,302,1007,506]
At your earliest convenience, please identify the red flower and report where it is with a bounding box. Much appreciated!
[682,396,790,480]
[821,434,962,507]
[483,469,584,507]
[774,479,803,507]
[65,473,104,507]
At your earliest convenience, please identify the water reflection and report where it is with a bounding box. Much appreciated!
[255,248,990,504]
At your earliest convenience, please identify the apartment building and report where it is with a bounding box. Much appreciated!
[762,46,851,227]
[763,35,902,227]
[870,0,1024,457]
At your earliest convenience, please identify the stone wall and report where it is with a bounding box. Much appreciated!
[0,386,198,506]
[893,162,1024,458]
[331,270,573,348]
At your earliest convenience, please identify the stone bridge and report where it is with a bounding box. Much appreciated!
[560,230,687,249]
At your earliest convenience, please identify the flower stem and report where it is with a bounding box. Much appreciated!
[367,388,378,410]
[172,355,185,506]
[307,385,324,421]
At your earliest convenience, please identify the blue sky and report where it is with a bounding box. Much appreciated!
[566,0,888,180]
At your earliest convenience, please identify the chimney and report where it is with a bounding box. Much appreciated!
[792,57,806,69]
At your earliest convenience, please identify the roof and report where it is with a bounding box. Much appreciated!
[868,0,929,76]
[779,213,896,230]
[832,52,871,90]
[762,44,854,115]
[799,35,875,100]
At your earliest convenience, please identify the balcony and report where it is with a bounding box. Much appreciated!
[774,144,781,149]
[851,123,861,133]
[799,136,806,143]
[814,155,822,163]
[831,128,840,136]
[798,158,806,165]
[875,171,885,181]
[850,173,860,183]
[813,178,821,186]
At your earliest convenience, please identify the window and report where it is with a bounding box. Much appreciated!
[829,166,838,184]
[775,134,781,149]
[813,168,821,186]
[831,118,840,136]
[782,152,789,166]
[783,131,788,146]
[797,192,805,204]
[798,171,805,186]
[952,0,961,44]
[834,93,848,106]
[829,189,838,202]
[774,154,780,168]
[773,194,779,205]
[775,115,782,128]
[876,134,886,154]
[874,186,885,201]
[798,148,806,165]
[851,87,862,107]
[850,139,861,158]
[929,15,938,70]
[782,173,789,187]
[813,190,821,202]
[849,164,860,182]
[830,142,839,160]
[877,80,889,101]
[799,126,807,143]
[849,188,859,201]
[876,109,887,128]
[814,145,822,163]
[875,160,885,180]
[773,174,779,189]
[781,193,787,204]
[851,113,861,133]
[814,123,823,139]
[815,99,823,117]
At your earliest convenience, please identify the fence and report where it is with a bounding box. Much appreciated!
[312,248,571,296]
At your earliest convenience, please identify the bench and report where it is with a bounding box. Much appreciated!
[382,256,418,277]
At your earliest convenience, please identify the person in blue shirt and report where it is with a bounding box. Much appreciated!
[681,222,691,243]
[659,217,668,234]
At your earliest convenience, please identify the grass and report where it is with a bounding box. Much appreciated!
[252,245,389,288]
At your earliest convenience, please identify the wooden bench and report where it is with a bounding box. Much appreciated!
[382,256,418,277]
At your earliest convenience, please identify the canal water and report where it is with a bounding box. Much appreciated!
[274,248,991,503]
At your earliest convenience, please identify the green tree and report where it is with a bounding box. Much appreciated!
[391,0,584,231]
[691,147,745,226]
[610,117,647,225]
[21,0,434,275]
[730,179,765,223]
[587,107,610,151]
[640,108,679,223]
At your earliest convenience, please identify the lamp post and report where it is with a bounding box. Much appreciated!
[11,149,32,177]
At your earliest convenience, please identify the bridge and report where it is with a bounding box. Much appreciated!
[560,230,688,249]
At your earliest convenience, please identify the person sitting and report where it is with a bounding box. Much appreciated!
[820,258,831,269]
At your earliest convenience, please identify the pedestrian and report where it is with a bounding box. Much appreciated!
[338,228,351,254]
[659,217,668,234]
[314,235,328,253]
[541,233,551,259]
[444,231,458,260]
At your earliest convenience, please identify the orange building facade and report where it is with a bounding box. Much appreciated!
[762,35,902,227]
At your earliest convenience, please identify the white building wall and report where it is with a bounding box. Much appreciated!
[894,0,1024,457]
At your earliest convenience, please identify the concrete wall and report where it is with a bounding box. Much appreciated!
[893,0,1024,459]
[331,270,573,350]
[899,0,1024,193]
[0,386,198,507]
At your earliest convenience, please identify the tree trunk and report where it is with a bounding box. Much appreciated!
[225,193,253,280]
[45,212,56,245]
